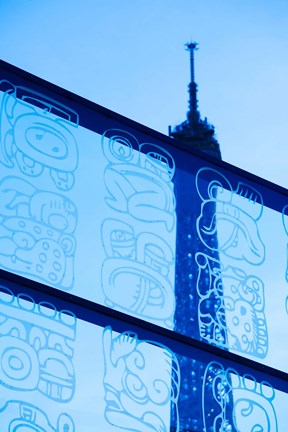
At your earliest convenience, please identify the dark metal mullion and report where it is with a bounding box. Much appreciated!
[1,268,288,394]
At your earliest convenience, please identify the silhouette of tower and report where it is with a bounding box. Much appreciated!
[169,42,221,160]
[170,44,233,431]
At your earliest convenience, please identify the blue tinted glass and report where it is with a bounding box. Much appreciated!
[0,82,177,329]
[0,285,76,429]
[188,166,287,373]
[1,61,288,383]
[0,282,287,431]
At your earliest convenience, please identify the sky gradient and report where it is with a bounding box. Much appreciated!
[1,0,288,186]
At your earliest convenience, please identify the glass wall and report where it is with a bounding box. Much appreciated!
[0,277,287,431]
[0,59,287,430]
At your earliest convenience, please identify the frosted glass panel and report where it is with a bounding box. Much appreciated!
[0,83,177,330]
[1,283,287,431]
[1,56,288,415]
[0,284,179,430]
[191,167,288,373]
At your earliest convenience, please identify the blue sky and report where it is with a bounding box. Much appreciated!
[1,0,288,187]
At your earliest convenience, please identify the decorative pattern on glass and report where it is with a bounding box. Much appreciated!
[0,285,76,402]
[203,361,278,431]
[0,81,79,190]
[101,130,176,327]
[196,168,268,357]
[196,253,267,357]
[0,176,77,288]
[0,400,74,432]
[0,81,78,289]
[102,326,180,432]
[281,204,288,314]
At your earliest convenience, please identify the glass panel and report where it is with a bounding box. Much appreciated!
[201,362,283,431]
[0,284,77,430]
[0,283,179,430]
[0,81,177,330]
[1,63,288,378]
[187,167,288,373]
[0,282,287,431]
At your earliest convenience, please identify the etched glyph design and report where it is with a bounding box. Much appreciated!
[282,204,288,283]
[203,362,278,431]
[195,168,267,358]
[101,219,175,326]
[0,400,75,431]
[196,253,268,357]
[281,204,288,314]
[0,176,77,288]
[196,168,265,265]
[0,81,79,191]
[102,130,176,232]
[196,253,227,347]
[101,130,176,327]
[102,327,180,432]
[0,285,76,402]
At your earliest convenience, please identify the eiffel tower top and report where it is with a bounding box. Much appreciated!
[169,42,221,160]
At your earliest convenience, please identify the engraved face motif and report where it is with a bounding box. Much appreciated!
[198,195,265,265]
[0,86,79,191]
[102,327,180,432]
[196,168,265,265]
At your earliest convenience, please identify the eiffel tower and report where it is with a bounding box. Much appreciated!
[169,43,234,431]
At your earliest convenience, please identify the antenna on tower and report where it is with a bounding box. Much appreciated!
[169,41,221,159]
[186,41,198,83]
[186,41,199,124]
